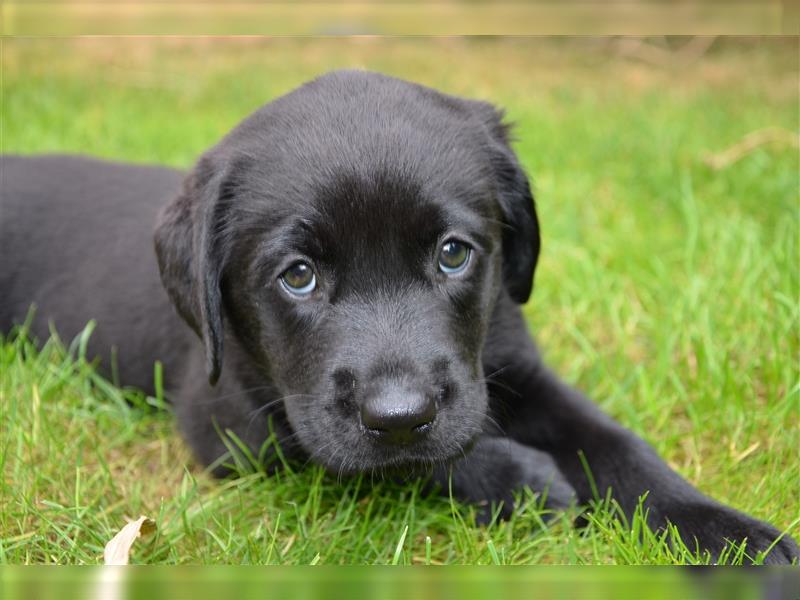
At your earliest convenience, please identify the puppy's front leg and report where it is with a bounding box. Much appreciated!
[430,436,576,525]
[495,359,799,563]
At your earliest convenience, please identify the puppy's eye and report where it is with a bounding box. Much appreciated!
[438,240,471,275]
[280,262,316,297]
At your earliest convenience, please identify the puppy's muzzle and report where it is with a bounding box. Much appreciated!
[360,380,436,445]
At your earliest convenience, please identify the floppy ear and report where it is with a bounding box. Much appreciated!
[476,104,541,304]
[154,154,230,385]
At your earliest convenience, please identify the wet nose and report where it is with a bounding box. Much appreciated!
[360,382,436,445]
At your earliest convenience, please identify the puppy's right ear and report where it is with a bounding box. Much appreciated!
[154,155,228,385]
[470,101,540,304]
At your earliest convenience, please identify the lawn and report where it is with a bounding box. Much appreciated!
[1,37,798,565]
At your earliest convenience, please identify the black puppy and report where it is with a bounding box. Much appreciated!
[1,70,796,564]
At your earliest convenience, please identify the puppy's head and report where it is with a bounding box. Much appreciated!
[155,70,539,473]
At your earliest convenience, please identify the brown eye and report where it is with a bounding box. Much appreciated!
[438,240,471,274]
[280,262,316,296]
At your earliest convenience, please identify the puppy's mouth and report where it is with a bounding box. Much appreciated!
[308,415,485,477]
[369,432,482,475]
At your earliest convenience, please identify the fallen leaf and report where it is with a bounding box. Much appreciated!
[103,516,156,565]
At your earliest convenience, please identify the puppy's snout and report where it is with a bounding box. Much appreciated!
[360,381,436,445]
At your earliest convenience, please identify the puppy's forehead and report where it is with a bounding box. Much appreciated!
[229,70,495,199]
[311,170,464,253]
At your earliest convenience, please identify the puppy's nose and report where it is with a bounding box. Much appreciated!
[360,382,436,445]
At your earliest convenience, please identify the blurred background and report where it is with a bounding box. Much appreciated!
[2,0,796,35]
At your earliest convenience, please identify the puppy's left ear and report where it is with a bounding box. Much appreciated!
[475,103,540,304]
[154,153,234,385]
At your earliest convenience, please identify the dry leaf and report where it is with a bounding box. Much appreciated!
[103,516,156,565]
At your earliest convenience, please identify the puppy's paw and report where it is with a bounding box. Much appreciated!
[437,437,576,526]
[667,502,799,565]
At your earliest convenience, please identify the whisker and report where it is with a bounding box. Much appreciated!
[484,379,521,399]
[479,365,522,399]
[305,439,339,469]
[336,450,350,484]
[206,384,278,404]
[483,363,513,381]
[246,393,318,423]
[453,406,507,437]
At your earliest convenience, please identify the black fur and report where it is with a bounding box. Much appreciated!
[1,70,796,564]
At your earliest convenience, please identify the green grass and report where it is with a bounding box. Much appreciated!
[1,37,798,564]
